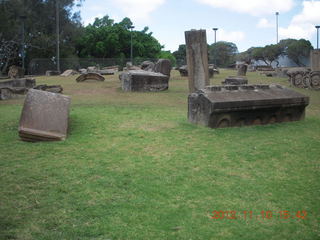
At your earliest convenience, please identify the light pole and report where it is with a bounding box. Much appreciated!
[316,25,320,49]
[212,28,218,44]
[56,0,60,73]
[276,12,279,44]
[129,26,135,64]
[19,15,27,70]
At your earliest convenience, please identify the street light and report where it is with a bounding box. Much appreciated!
[276,12,279,44]
[316,25,320,49]
[129,26,135,64]
[19,15,27,70]
[56,0,60,73]
[212,28,218,44]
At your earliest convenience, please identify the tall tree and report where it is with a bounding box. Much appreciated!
[0,0,84,73]
[208,41,238,67]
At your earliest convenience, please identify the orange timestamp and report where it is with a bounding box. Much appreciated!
[211,210,307,220]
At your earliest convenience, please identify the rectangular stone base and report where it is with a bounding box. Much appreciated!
[188,84,309,128]
[120,70,169,92]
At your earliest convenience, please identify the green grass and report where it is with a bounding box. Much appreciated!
[1,70,320,240]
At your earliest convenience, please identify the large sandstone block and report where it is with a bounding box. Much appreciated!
[120,70,169,92]
[185,29,209,92]
[188,84,309,128]
[154,59,172,76]
[18,89,71,141]
[310,49,320,72]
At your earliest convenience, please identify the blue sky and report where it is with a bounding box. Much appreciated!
[75,0,320,52]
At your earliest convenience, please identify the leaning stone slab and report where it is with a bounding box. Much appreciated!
[188,84,309,128]
[18,89,71,142]
[120,70,169,92]
[76,73,105,82]
[222,76,248,85]
[154,59,172,76]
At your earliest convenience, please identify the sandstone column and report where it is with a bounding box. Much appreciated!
[185,29,209,92]
[310,49,320,71]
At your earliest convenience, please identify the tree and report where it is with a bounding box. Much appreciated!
[76,15,162,59]
[208,41,238,67]
[0,0,84,73]
[157,51,176,66]
[284,39,313,66]
[173,44,186,67]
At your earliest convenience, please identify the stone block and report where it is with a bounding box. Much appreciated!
[188,84,309,128]
[120,70,169,92]
[18,89,71,141]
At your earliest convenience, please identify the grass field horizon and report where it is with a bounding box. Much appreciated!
[1,69,319,240]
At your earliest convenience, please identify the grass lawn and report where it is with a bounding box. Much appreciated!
[1,69,319,240]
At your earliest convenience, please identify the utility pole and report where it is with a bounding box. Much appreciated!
[56,0,60,72]
[129,26,135,64]
[316,25,320,49]
[212,28,218,44]
[276,12,279,44]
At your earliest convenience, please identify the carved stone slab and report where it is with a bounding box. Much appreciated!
[19,89,71,141]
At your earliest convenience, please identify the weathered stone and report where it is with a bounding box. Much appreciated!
[0,87,27,100]
[8,65,24,79]
[124,62,141,71]
[0,78,36,88]
[61,69,78,77]
[100,66,119,75]
[18,89,71,141]
[120,70,169,92]
[87,66,98,73]
[222,76,248,85]
[237,64,247,76]
[154,59,172,76]
[141,61,155,71]
[310,49,320,72]
[34,84,63,93]
[46,70,60,76]
[188,84,309,128]
[76,73,105,82]
[79,68,87,74]
[178,65,188,77]
[185,29,210,92]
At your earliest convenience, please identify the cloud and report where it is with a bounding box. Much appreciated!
[279,1,320,39]
[196,0,294,16]
[257,18,273,28]
[111,0,166,21]
[207,28,245,44]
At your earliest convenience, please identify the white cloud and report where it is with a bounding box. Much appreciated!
[111,0,166,21]
[279,1,320,39]
[84,14,104,26]
[206,28,245,44]
[257,18,273,28]
[197,0,294,16]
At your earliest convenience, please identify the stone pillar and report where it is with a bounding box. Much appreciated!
[185,29,209,92]
[310,49,320,71]
[237,64,247,76]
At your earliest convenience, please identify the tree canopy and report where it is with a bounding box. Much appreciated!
[208,41,238,67]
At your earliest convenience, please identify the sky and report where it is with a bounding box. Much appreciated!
[75,0,320,52]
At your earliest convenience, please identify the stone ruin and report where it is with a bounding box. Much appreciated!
[222,76,248,85]
[185,29,210,92]
[0,78,36,100]
[188,84,309,128]
[61,69,78,77]
[8,65,25,79]
[178,64,217,78]
[287,50,320,90]
[18,89,71,142]
[237,64,247,76]
[76,72,105,82]
[119,59,171,92]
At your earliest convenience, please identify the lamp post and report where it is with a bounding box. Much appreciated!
[19,15,27,70]
[56,0,60,73]
[276,12,279,44]
[129,26,135,64]
[212,28,218,44]
[316,25,320,49]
